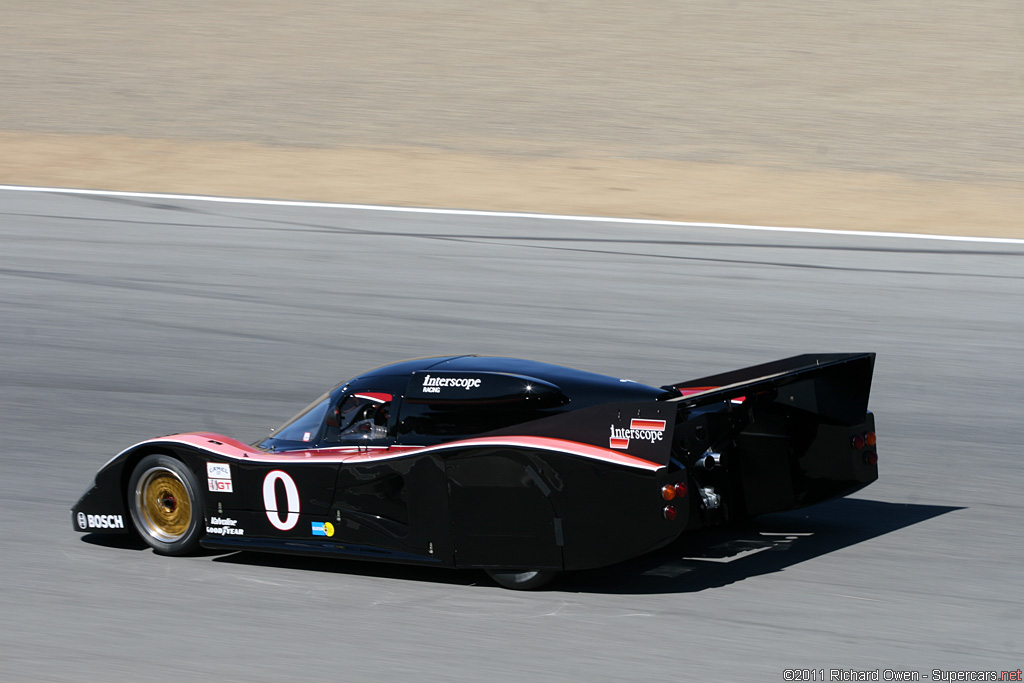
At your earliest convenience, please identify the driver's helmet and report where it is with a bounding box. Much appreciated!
[338,393,391,439]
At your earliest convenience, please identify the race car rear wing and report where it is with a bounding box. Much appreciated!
[665,352,875,426]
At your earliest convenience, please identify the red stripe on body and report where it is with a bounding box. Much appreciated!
[353,392,392,403]
[125,432,663,470]
[674,386,719,397]
[630,418,666,430]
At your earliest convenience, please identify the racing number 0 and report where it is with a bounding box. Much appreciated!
[262,470,300,530]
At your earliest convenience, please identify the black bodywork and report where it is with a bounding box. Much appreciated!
[72,354,878,577]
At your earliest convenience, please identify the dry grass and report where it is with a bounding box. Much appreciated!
[2,2,1021,237]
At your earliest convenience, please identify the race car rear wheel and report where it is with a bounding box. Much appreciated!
[128,454,202,556]
[485,569,558,590]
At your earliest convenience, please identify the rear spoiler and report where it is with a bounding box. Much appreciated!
[665,353,875,425]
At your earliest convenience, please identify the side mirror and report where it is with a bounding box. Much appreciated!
[325,405,340,428]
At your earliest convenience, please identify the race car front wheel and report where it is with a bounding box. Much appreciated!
[128,454,202,556]
[485,569,558,590]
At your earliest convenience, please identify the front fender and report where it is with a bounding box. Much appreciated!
[71,466,130,534]
[70,432,239,534]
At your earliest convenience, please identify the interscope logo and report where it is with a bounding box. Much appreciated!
[421,375,482,393]
[609,418,667,450]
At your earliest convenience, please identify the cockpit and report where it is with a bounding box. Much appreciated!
[327,392,392,441]
[256,388,394,451]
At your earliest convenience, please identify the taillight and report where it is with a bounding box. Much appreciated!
[852,434,866,450]
[864,451,878,466]
[663,505,677,521]
[864,431,877,447]
[662,483,688,500]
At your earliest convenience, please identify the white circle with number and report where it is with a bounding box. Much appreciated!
[263,470,300,530]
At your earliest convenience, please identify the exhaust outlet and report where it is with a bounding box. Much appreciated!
[694,451,721,470]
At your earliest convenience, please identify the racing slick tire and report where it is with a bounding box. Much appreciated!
[485,569,558,590]
[128,454,202,556]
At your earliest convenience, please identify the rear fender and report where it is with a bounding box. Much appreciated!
[669,353,878,522]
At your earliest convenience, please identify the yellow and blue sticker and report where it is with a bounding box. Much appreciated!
[311,521,335,537]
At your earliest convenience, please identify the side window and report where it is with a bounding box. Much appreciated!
[324,393,392,442]
[397,402,552,442]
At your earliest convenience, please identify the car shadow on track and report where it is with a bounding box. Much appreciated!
[211,548,482,587]
[200,498,959,593]
[79,532,236,557]
[559,498,961,595]
[79,533,149,551]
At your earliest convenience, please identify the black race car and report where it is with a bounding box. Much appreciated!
[72,353,878,589]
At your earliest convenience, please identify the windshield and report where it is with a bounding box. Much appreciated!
[260,393,332,448]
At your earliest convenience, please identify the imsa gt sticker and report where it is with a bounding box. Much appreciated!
[609,419,667,450]
[207,461,233,493]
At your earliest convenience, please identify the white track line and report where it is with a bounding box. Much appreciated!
[2,184,1022,245]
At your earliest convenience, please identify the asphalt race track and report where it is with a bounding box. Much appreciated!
[2,189,1022,681]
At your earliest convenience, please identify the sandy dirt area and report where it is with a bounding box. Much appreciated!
[1,2,1021,237]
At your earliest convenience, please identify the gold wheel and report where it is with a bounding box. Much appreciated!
[135,466,193,543]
